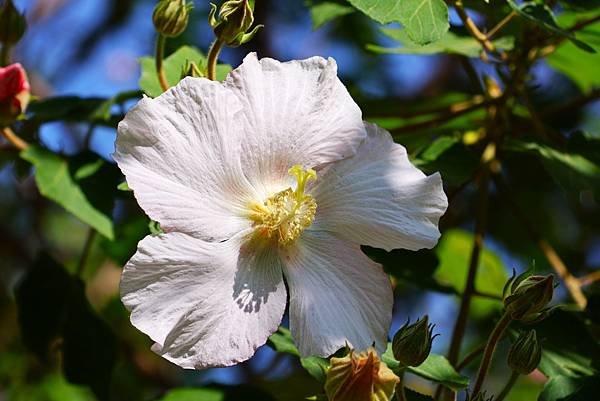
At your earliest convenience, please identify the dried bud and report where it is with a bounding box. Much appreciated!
[152,0,192,38]
[0,0,27,45]
[392,315,436,367]
[504,273,554,322]
[507,330,542,375]
[0,63,29,125]
[209,0,262,47]
[325,347,399,401]
[180,60,204,79]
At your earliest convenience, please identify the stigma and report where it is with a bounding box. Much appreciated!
[249,165,317,246]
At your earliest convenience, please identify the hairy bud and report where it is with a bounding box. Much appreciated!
[392,315,437,367]
[507,330,542,375]
[152,0,193,38]
[503,273,554,322]
[0,63,29,125]
[325,347,399,401]
[0,0,27,45]
[209,0,262,47]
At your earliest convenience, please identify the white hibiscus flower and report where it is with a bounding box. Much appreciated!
[114,53,448,370]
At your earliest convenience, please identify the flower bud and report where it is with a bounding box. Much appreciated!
[152,0,192,38]
[507,330,542,375]
[209,0,262,47]
[0,63,30,125]
[392,315,436,367]
[503,274,554,322]
[0,0,27,46]
[325,347,399,401]
[180,60,204,79]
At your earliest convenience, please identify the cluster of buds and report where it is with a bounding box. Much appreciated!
[209,0,262,47]
[152,0,193,38]
[503,271,554,323]
[0,63,29,126]
[507,330,542,375]
[0,0,27,47]
[392,315,437,368]
[324,347,399,401]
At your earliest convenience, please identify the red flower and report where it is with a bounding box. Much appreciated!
[0,63,30,125]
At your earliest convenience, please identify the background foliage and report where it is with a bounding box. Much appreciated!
[1,0,600,400]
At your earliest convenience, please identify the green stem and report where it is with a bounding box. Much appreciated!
[395,370,407,401]
[206,39,224,81]
[470,312,513,399]
[155,34,169,92]
[495,371,520,401]
[76,229,96,277]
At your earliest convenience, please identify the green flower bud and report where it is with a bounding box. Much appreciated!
[503,274,554,322]
[392,315,437,367]
[507,330,542,374]
[210,0,262,47]
[152,0,193,38]
[180,60,204,79]
[0,0,27,45]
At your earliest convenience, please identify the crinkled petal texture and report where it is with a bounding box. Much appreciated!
[281,231,393,357]
[225,53,366,190]
[120,232,287,369]
[311,122,448,252]
[114,78,256,241]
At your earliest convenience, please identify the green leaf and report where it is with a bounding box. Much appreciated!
[157,388,225,401]
[267,327,329,382]
[369,28,514,56]
[547,13,600,91]
[507,1,595,52]
[539,375,600,401]
[310,2,354,30]
[347,0,449,44]
[398,0,449,45]
[26,91,142,127]
[139,46,232,97]
[504,139,600,197]
[21,146,114,239]
[414,136,479,187]
[434,229,507,317]
[382,344,469,390]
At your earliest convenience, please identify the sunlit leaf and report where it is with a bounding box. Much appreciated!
[21,146,114,239]
[347,0,448,44]
[310,2,354,30]
[157,388,225,401]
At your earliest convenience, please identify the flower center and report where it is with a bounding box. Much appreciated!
[249,165,317,246]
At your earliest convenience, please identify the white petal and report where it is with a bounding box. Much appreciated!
[311,122,448,251]
[281,231,393,357]
[114,77,257,241]
[120,232,287,369]
[225,53,366,187]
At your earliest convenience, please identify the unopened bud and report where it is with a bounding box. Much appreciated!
[504,273,554,322]
[0,63,30,125]
[325,347,399,401]
[392,315,436,367]
[152,0,192,38]
[209,0,262,47]
[507,330,542,375]
[0,0,27,45]
[180,60,204,79]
